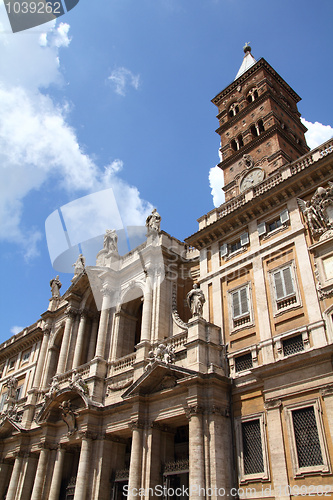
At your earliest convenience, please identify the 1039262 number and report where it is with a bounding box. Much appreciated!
[5,2,62,14]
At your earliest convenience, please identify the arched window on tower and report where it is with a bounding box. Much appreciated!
[231,135,243,151]
[229,102,240,117]
[251,120,265,138]
[247,87,259,103]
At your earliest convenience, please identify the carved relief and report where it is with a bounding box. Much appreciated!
[59,400,77,435]
[297,183,333,239]
[147,344,176,367]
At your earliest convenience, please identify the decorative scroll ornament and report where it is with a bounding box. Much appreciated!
[69,370,89,397]
[297,183,333,239]
[172,283,188,330]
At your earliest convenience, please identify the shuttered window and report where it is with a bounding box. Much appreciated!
[273,266,295,300]
[232,287,249,318]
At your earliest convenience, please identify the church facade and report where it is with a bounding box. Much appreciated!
[1,47,333,500]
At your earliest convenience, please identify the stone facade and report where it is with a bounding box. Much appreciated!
[0,49,333,499]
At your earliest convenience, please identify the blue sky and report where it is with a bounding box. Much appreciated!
[0,0,332,344]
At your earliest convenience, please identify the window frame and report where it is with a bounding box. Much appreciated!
[269,260,301,316]
[228,282,254,332]
[220,232,249,262]
[235,413,270,483]
[284,400,330,477]
[258,209,290,238]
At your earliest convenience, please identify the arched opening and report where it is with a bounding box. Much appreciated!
[251,120,265,138]
[247,87,259,103]
[228,102,239,117]
[231,135,243,152]
[116,288,144,358]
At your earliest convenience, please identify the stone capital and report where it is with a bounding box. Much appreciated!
[129,419,145,430]
[186,405,205,420]
[264,398,282,410]
[320,384,333,397]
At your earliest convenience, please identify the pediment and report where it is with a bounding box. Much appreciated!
[0,416,24,437]
[122,361,196,398]
[36,389,88,424]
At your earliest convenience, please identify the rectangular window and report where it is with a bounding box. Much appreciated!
[273,266,295,300]
[22,350,30,363]
[232,287,249,319]
[285,400,330,476]
[282,334,304,356]
[235,414,269,482]
[269,262,301,315]
[258,209,289,237]
[235,352,253,372]
[220,232,249,261]
[242,419,264,475]
[8,358,16,370]
[292,407,323,468]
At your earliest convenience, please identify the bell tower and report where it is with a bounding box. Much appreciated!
[212,45,309,202]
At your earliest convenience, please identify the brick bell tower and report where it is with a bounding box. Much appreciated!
[212,44,310,202]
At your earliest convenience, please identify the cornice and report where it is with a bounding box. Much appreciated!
[185,139,333,248]
[212,58,301,107]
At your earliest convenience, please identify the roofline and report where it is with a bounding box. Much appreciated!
[212,57,302,107]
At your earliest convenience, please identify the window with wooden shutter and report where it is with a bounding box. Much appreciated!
[230,284,252,329]
[270,262,301,314]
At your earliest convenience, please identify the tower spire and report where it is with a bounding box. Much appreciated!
[234,43,257,80]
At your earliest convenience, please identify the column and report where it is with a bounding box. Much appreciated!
[33,328,50,389]
[6,453,24,500]
[0,461,12,499]
[30,447,49,500]
[49,446,66,500]
[73,434,92,500]
[95,286,112,359]
[20,454,38,500]
[208,407,233,499]
[87,316,99,361]
[128,422,144,500]
[188,407,205,499]
[141,279,153,342]
[144,424,161,497]
[72,311,88,368]
[57,309,75,374]
[265,399,290,500]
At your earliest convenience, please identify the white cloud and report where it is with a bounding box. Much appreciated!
[301,118,333,150]
[108,67,140,96]
[0,8,151,261]
[209,165,225,207]
[10,326,24,335]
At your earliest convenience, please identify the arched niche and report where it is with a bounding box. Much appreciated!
[116,286,144,358]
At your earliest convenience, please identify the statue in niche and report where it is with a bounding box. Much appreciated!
[187,284,205,318]
[59,400,77,435]
[103,229,118,253]
[73,253,85,277]
[50,275,62,298]
[297,183,333,238]
[146,208,161,233]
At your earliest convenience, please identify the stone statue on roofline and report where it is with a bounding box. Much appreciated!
[187,283,205,318]
[73,253,85,279]
[50,275,62,298]
[146,208,161,234]
[103,229,118,253]
[297,183,333,240]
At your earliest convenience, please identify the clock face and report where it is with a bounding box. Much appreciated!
[240,168,264,192]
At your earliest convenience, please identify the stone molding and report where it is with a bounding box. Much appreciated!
[264,398,282,410]
[320,384,333,397]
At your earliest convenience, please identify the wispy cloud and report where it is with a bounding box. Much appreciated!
[301,118,333,150]
[10,326,24,335]
[209,165,225,208]
[0,8,150,262]
[108,67,140,96]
